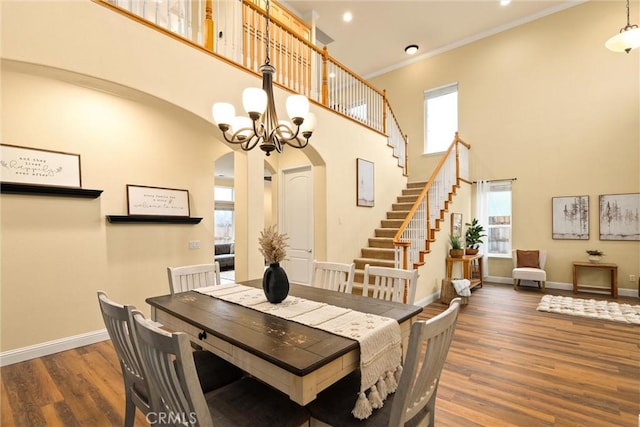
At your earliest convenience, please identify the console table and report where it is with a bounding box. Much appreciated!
[446,253,483,290]
[572,261,618,298]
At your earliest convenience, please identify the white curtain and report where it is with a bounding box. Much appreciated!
[475,180,490,276]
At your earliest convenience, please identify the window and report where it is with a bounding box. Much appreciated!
[424,83,458,154]
[214,186,234,244]
[486,181,512,257]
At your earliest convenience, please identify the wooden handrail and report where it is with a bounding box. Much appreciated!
[392,133,461,245]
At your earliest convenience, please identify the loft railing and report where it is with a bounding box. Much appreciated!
[98,0,408,174]
[393,134,470,270]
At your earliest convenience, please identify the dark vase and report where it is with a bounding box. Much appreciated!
[263,262,289,303]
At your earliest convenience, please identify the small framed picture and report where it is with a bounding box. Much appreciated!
[356,158,374,207]
[0,144,81,188]
[551,195,589,240]
[599,193,640,241]
[127,185,190,217]
[451,213,462,238]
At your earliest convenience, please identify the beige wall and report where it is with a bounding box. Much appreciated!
[371,1,640,291]
[1,0,406,353]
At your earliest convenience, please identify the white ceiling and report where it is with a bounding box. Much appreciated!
[284,0,584,77]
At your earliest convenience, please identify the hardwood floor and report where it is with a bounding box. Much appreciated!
[1,283,638,426]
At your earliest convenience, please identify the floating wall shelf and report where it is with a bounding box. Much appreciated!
[0,182,103,198]
[106,215,203,224]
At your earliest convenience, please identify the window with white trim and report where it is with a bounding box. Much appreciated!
[486,181,512,257]
[424,83,458,154]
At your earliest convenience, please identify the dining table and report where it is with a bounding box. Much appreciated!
[146,279,423,405]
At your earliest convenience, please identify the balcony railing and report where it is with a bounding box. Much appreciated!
[98,0,408,174]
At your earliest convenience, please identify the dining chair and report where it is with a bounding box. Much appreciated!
[97,291,151,427]
[512,249,547,291]
[362,264,419,305]
[130,309,311,427]
[97,291,244,427]
[310,261,355,293]
[167,262,222,294]
[307,298,462,427]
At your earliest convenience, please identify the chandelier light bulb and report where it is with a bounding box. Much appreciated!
[286,95,309,124]
[300,112,316,136]
[212,102,235,128]
[242,87,268,117]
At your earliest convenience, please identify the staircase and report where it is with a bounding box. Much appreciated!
[351,134,470,295]
[353,181,429,288]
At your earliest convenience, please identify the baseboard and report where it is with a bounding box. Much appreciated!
[0,329,109,367]
[486,276,638,298]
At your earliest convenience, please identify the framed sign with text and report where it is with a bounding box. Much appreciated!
[0,144,81,187]
[127,185,190,217]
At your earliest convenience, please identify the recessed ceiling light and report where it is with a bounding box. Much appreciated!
[342,11,353,23]
[329,72,336,78]
[404,44,419,55]
[500,0,511,6]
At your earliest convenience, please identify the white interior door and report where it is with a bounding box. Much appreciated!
[279,166,313,284]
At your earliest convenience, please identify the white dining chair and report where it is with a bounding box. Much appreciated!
[97,291,243,427]
[310,261,355,293]
[363,264,419,305]
[130,309,310,427]
[307,298,462,426]
[167,262,222,294]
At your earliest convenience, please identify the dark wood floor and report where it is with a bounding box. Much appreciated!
[1,283,638,426]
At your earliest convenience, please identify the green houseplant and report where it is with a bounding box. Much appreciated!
[464,218,486,255]
[449,234,464,258]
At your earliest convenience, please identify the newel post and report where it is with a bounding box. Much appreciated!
[321,46,329,107]
[382,90,388,134]
[204,0,214,52]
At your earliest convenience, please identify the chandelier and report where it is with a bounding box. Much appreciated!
[605,0,640,53]
[211,0,315,155]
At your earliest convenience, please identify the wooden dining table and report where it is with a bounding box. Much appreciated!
[146,279,423,405]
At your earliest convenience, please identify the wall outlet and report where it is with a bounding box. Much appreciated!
[630,274,637,282]
[188,240,200,250]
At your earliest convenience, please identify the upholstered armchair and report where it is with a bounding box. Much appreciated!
[512,250,547,291]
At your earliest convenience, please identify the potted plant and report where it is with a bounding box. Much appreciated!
[464,218,486,255]
[449,234,464,258]
[586,249,604,263]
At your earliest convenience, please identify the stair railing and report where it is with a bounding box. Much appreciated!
[96,0,408,174]
[393,133,470,270]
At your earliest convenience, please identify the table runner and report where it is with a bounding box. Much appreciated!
[195,283,402,419]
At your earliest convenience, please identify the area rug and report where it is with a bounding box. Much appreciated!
[537,295,640,325]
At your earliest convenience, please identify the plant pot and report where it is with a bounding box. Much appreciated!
[588,255,602,263]
[465,248,479,255]
[263,262,289,303]
[449,249,464,258]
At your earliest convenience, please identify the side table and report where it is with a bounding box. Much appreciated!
[446,254,483,290]
[572,261,618,298]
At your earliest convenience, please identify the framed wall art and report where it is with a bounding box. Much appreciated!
[127,185,190,217]
[599,193,640,241]
[451,213,462,238]
[551,195,589,240]
[356,158,374,207]
[0,144,81,188]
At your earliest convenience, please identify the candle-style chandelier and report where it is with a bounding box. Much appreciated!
[211,0,315,155]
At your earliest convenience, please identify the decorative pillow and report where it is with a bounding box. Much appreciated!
[517,250,540,268]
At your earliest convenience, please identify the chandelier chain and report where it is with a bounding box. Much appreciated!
[265,0,271,64]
